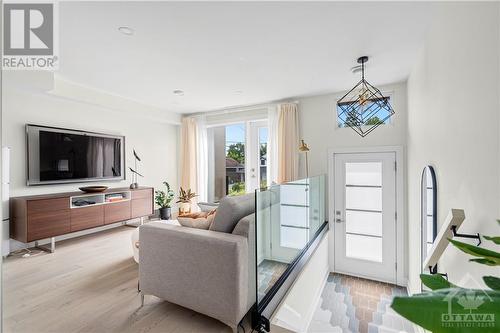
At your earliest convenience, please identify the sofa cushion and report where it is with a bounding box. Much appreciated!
[210,193,255,233]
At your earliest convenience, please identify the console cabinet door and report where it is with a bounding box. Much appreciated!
[104,201,131,224]
[28,210,71,242]
[131,198,153,219]
[71,205,104,232]
[27,198,71,242]
[131,189,153,219]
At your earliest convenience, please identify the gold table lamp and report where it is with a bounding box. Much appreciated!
[299,139,310,178]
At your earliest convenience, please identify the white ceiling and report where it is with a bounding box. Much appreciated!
[59,1,431,114]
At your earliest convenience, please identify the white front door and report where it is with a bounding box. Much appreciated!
[333,152,397,283]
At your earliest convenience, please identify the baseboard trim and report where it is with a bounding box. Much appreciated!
[332,268,397,286]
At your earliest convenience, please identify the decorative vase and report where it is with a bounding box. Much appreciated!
[178,202,191,215]
[159,207,171,220]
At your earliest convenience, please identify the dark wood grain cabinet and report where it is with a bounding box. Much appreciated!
[104,200,131,224]
[10,187,153,243]
[28,210,71,242]
[70,205,104,232]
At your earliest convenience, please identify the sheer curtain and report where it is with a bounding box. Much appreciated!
[277,103,299,183]
[267,105,279,186]
[180,117,198,193]
[179,116,208,204]
[196,115,208,203]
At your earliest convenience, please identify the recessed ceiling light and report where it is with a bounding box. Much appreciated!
[118,26,134,36]
[173,89,184,96]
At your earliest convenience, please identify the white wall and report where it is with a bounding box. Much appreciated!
[296,82,408,282]
[296,82,407,178]
[407,2,500,293]
[271,233,329,333]
[2,71,180,200]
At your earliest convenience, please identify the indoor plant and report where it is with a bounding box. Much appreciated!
[176,187,197,215]
[154,182,175,220]
[391,220,500,332]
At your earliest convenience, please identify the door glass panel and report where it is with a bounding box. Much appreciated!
[225,124,246,196]
[280,184,308,206]
[346,162,382,186]
[280,226,308,249]
[345,210,382,237]
[346,234,382,262]
[345,187,382,211]
[281,205,309,228]
[345,161,383,262]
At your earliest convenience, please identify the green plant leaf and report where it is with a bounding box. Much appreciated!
[470,258,499,266]
[484,276,500,291]
[420,274,454,290]
[449,238,500,266]
[484,235,500,245]
[391,288,500,333]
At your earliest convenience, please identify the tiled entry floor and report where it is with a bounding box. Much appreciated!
[308,273,415,333]
[258,260,289,300]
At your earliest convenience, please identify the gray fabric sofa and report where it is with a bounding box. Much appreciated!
[139,193,256,331]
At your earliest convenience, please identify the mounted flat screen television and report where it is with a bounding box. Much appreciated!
[26,125,125,186]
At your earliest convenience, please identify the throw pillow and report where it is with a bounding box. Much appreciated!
[178,209,216,230]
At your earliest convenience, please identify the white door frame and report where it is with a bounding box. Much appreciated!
[328,146,406,286]
[246,120,267,193]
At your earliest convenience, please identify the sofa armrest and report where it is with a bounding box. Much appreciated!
[232,214,256,312]
[139,222,249,329]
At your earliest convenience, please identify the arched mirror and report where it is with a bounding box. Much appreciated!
[421,165,437,273]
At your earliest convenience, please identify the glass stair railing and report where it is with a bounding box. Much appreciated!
[252,175,328,332]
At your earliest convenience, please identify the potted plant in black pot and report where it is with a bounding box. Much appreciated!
[155,182,175,220]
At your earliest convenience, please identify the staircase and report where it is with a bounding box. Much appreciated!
[307,274,417,333]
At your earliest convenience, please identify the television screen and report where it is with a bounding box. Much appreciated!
[27,125,125,185]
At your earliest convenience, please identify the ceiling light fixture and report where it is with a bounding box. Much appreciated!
[350,65,362,74]
[118,26,134,36]
[173,89,184,96]
[336,56,395,137]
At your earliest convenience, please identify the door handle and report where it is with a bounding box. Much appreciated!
[335,218,344,223]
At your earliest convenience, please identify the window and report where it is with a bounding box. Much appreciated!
[225,124,246,196]
[207,120,269,202]
[337,96,392,128]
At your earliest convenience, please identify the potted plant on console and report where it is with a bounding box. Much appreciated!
[177,187,197,215]
[155,182,175,220]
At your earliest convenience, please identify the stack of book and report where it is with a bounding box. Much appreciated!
[106,193,125,203]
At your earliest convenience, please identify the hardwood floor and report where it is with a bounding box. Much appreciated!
[3,226,236,333]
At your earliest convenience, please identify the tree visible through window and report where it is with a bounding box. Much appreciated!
[226,124,246,196]
[337,96,391,128]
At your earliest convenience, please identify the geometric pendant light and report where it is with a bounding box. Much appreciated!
[336,56,395,137]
